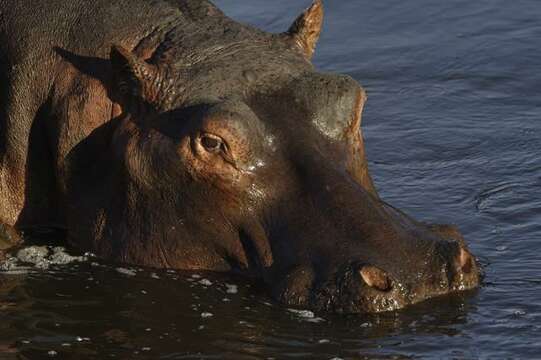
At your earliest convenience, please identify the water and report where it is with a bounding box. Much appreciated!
[1,0,541,358]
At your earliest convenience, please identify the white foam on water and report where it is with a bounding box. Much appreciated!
[49,247,87,265]
[287,308,326,323]
[0,246,87,273]
[198,279,212,286]
[116,267,137,276]
[287,309,315,318]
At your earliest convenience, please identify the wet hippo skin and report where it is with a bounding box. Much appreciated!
[0,0,480,313]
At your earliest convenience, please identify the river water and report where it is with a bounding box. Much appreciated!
[1,0,540,359]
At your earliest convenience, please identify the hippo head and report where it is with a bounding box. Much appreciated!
[67,0,480,313]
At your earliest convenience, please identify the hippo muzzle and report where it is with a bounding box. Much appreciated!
[254,149,480,313]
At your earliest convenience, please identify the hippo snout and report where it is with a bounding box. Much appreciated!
[260,158,481,314]
[272,240,480,314]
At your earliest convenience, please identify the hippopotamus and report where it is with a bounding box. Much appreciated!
[0,0,480,313]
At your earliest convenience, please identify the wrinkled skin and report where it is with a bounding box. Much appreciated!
[0,0,480,313]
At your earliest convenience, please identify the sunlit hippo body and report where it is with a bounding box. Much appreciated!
[0,0,480,313]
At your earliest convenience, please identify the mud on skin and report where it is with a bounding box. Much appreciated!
[0,0,480,313]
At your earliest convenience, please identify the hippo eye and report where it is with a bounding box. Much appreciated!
[200,133,225,153]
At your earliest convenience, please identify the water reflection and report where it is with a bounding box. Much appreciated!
[0,260,480,359]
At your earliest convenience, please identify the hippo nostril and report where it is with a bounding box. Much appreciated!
[359,265,391,292]
[457,247,473,274]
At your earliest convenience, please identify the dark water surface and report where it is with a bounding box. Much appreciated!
[2,1,541,359]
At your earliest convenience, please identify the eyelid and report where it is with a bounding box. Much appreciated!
[200,132,230,153]
[201,132,222,144]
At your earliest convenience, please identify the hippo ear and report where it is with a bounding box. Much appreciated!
[110,45,160,105]
[286,0,324,60]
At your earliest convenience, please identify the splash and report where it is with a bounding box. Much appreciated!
[0,246,87,273]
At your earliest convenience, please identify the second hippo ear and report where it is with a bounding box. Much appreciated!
[286,0,324,60]
[110,45,160,106]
